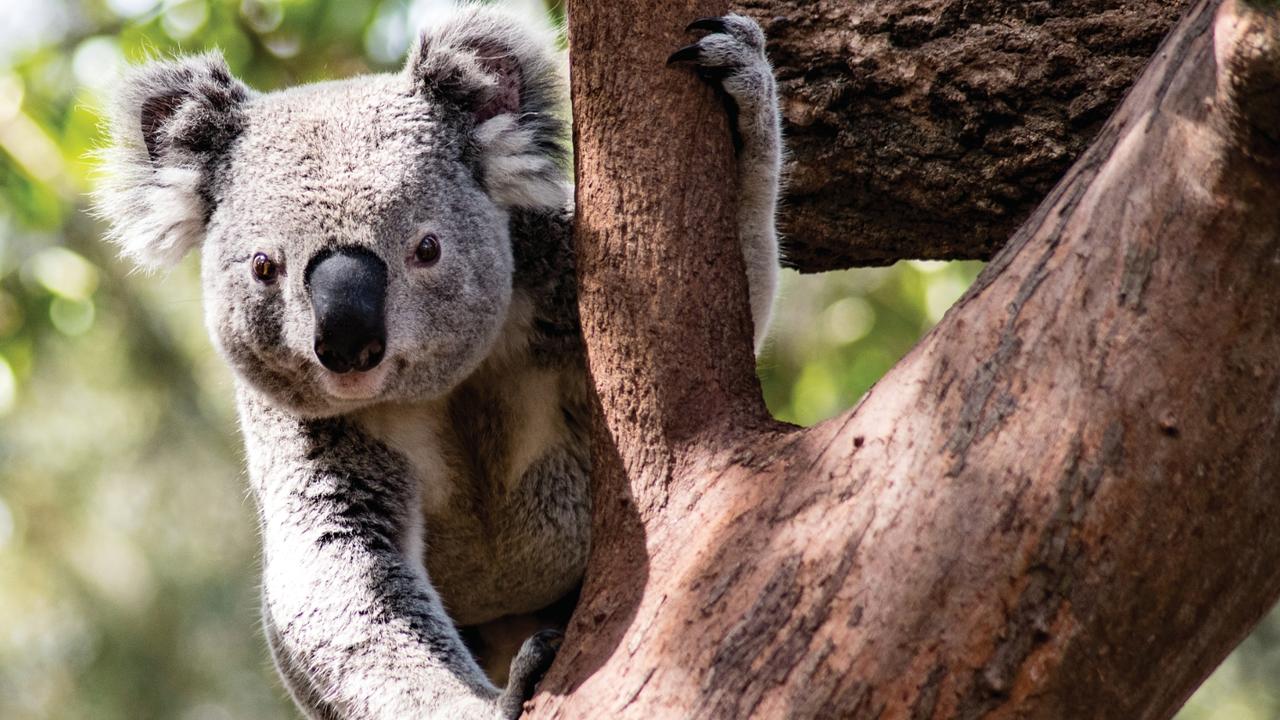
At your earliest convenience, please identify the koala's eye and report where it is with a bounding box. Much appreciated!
[412,233,442,267]
[252,253,281,284]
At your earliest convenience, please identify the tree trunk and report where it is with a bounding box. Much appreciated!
[529,0,1280,718]
[735,0,1191,271]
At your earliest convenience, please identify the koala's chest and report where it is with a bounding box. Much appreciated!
[357,366,591,626]
[420,442,590,626]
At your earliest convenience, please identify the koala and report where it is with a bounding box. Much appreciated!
[96,7,781,720]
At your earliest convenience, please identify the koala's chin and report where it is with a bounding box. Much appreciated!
[230,362,396,421]
[319,362,395,403]
[294,364,398,419]
[217,348,356,421]
[228,314,511,421]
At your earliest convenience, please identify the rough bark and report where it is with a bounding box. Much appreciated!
[528,0,1280,718]
[732,0,1191,270]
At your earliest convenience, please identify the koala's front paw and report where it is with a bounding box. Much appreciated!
[495,629,563,719]
[667,15,775,147]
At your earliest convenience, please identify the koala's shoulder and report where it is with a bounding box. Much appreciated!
[508,205,581,366]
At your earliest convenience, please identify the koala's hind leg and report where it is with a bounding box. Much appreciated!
[461,586,580,687]
[669,15,783,353]
[462,613,551,687]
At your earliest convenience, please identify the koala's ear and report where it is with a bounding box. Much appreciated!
[405,6,568,210]
[94,52,251,270]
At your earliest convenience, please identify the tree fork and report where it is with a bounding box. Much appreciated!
[530,1,1280,718]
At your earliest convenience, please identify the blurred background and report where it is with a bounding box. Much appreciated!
[0,0,1273,718]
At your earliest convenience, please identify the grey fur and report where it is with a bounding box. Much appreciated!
[95,6,781,719]
[706,15,783,351]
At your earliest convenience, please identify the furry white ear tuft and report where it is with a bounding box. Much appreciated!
[406,5,569,210]
[96,165,206,269]
[93,52,251,270]
[475,114,569,210]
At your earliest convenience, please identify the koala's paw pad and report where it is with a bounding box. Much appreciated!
[496,629,563,719]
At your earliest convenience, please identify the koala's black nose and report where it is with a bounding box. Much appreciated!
[306,247,387,374]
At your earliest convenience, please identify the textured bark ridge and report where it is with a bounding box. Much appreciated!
[734,0,1190,270]
[529,0,1280,718]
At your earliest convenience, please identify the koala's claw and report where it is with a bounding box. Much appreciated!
[495,629,563,719]
[668,14,774,153]
[666,44,703,66]
[667,14,767,71]
[686,17,729,34]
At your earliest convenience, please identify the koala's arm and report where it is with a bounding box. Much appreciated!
[243,397,555,720]
[513,17,781,355]
[671,15,783,352]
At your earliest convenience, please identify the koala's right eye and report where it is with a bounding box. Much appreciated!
[412,233,442,267]
[252,253,281,284]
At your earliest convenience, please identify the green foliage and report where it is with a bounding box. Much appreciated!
[0,1,1272,718]
[759,261,983,427]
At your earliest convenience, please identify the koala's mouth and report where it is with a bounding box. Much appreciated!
[319,362,392,401]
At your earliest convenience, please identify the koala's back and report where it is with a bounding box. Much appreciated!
[357,206,592,627]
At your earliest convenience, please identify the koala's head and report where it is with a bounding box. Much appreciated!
[96,7,568,418]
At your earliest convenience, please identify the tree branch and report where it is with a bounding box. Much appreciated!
[734,0,1191,271]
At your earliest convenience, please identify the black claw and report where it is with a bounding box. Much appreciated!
[666,44,702,65]
[532,628,564,651]
[687,17,728,33]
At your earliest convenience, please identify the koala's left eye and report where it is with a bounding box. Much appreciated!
[412,233,442,267]
[252,253,281,284]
